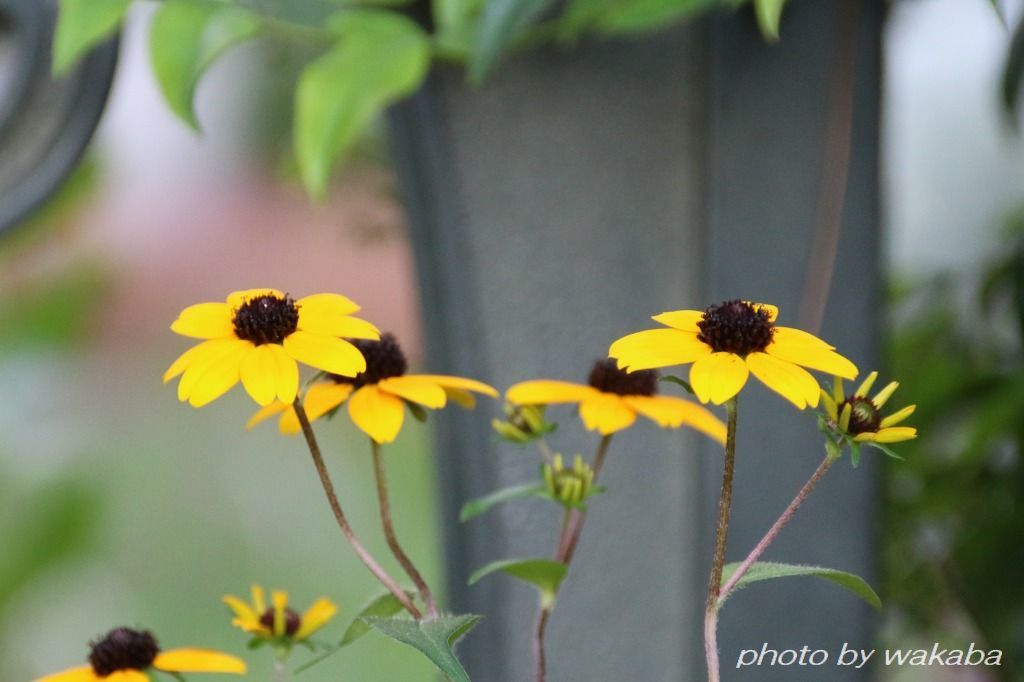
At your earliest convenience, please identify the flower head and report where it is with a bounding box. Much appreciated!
[492,404,557,444]
[821,371,917,462]
[35,627,245,681]
[506,358,727,443]
[224,585,337,646]
[164,289,380,408]
[543,454,596,508]
[609,300,858,409]
[248,333,498,443]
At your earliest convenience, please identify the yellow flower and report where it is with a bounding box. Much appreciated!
[35,627,245,681]
[506,359,727,443]
[164,289,379,408]
[608,300,858,409]
[248,333,498,443]
[821,371,917,445]
[224,585,337,643]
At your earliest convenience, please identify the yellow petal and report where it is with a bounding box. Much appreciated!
[609,328,711,371]
[295,598,338,640]
[273,590,288,636]
[747,301,778,322]
[223,595,259,622]
[880,404,916,428]
[411,374,498,398]
[247,402,289,429]
[443,388,476,408]
[170,302,235,339]
[303,382,354,422]
[227,288,284,308]
[858,426,917,443]
[854,370,879,398]
[251,585,267,614]
[283,331,366,376]
[33,666,99,682]
[839,402,852,432]
[689,352,749,405]
[651,310,703,332]
[239,344,299,405]
[832,376,845,405]
[164,338,237,383]
[873,381,900,408]
[578,394,637,434]
[181,340,251,408]
[506,380,597,405]
[154,648,247,674]
[100,672,148,682]
[746,352,821,409]
[623,395,727,444]
[379,376,448,408]
[298,308,379,339]
[820,390,838,422]
[770,326,836,350]
[348,385,406,443]
[766,329,858,379]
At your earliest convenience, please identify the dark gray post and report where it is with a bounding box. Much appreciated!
[389,1,881,679]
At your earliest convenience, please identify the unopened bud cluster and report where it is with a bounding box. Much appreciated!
[543,454,595,507]
[492,404,556,444]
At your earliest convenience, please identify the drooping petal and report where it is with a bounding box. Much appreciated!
[856,426,917,443]
[283,331,366,376]
[766,329,858,379]
[746,352,821,409]
[247,402,289,429]
[240,345,297,406]
[578,394,636,434]
[295,598,338,640]
[507,380,597,405]
[164,338,239,383]
[880,404,916,428]
[651,310,703,332]
[153,648,247,674]
[379,376,448,409]
[348,385,406,443]
[179,340,251,408]
[689,352,749,405]
[609,328,711,371]
[443,388,476,408]
[623,395,727,444]
[227,288,284,309]
[33,665,99,682]
[170,302,235,339]
[411,375,498,398]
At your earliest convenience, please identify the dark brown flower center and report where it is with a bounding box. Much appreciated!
[696,300,775,355]
[842,396,880,435]
[330,333,407,388]
[259,608,302,637]
[89,628,159,675]
[233,294,299,345]
[587,358,658,396]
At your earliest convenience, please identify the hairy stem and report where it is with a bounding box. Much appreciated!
[371,439,439,618]
[705,397,738,682]
[292,400,422,620]
[534,606,552,682]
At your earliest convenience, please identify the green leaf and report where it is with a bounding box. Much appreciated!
[149,0,262,130]
[719,561,881,609]
[1002,13,1024,120]
[406,400,430,423]
[295,11,430,198]
[363,614,481,682]
[864,441,905,461]
[564,0,744,38]
[459,482,546,522]
[469,0,554,82]
[468,558,567,608]
[54,0,131,74]
[850,441,861,468]
[753,0,786,41]
[659,374,695,395]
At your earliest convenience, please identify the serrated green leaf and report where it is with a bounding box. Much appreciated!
[468,558,567,608]
[719,561,881,609]
[753,0,786,41]
[295,11,429,198]
[459,482,546,522]
[149,0,262,130]
[469,0,553,82]
[363,614,481,682]
[54,0,131,74]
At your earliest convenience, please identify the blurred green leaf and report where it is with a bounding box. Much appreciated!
[54,0,131,74]
[469,0,553,82]
[0,266,110,350]
[563,0,745,38]
[1002,12,1024,121]
[753,0,785,41]
[719,561,881,609]
[363,614,481,682]
[149,0,263,130]
[459,482,546,522]
[468,558,567,608]
[295,11,430,198]
[434,0,485,58]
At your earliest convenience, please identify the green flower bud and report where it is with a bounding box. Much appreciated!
[492,404,555,444]
[543,454,595,507]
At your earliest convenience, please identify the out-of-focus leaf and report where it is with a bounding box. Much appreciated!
[719,561,881,609]
[363,614,481,682]
[469,0,553,82]
[295,10,429,198]
[562,0,746,38]
[434,0,485,58]
[54,0,131,74]
[468,558,567,608]
[0,266,110,349]
[149,0,263,130]
[753,0,785,41]
[1001,13,1024,121]
[459,482,546,521]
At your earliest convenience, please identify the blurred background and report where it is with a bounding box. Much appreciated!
[1,0,1023,680]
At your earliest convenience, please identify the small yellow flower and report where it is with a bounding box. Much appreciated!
[609,300,858,408]
[507,358,727,443]
[164,289,380,408]
[248,333,498,443]
[224,585,337,643]
[35,627,245,681]
[821,371,917,445]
